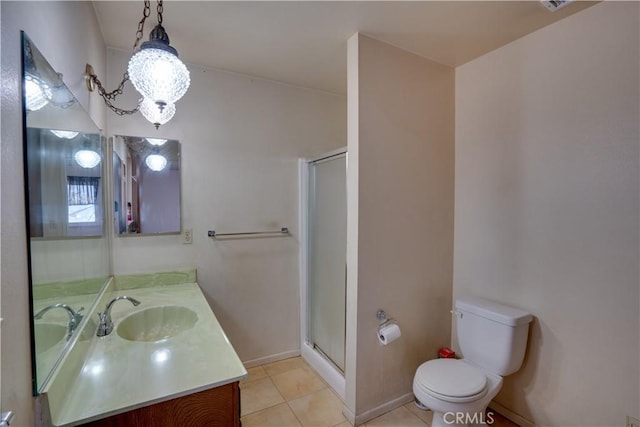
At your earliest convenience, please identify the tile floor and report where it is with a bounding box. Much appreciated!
[240,357,519,427]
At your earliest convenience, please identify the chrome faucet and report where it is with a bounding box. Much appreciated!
[97,296,141,337]
[34,304,84,340]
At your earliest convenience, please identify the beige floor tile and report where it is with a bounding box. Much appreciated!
[333,421,353,427]
[367,406,427,426]
[241,365,269,384]
[242,402,302,426]
[264,356,308,377]
[289,388,348,426]
[240,377,285,416]
[272,366,327,400]
[404,402,433,425]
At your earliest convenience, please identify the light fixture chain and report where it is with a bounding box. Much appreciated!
[84,0,187,127]
[133,0,151,50]
[87,0,150,115]
[89,72,139,115]
[157,0,163,24]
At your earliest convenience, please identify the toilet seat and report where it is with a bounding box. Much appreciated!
[414,359,488,403]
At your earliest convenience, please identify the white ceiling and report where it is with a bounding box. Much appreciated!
[93,1,594,95]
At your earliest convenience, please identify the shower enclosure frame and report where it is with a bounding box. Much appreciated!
[298,146,347,400]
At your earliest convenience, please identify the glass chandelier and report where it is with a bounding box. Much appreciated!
[146,137,167,146]
[85,0,189,128]
[23,38,52,112]
[24,74,51,111]
[75,149,101,169]
[145,147,167,171]
[140,98,175,129]
[50,130,79,139]
[128,24,190,111]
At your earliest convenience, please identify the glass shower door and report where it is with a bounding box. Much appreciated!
[308,152,347,371]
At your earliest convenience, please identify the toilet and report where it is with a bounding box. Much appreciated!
[413,297,533,427]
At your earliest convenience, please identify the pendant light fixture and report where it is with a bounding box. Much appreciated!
[23,38,52,112]
[74,140,101,169]
[50,130,79,139]
[145,147,167,171]
[24,74,52,111]
[48,74,78,109]
[140,97,175,129]
[128,24,190,111]
[74,149,101,169]
[146,137,168,146]
[85,0,189,128]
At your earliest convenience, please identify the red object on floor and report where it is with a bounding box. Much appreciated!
[438,347,456,358]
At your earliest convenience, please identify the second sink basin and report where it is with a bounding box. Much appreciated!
[117,306,198,342]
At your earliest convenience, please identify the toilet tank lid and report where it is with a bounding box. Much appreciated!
[455,297,533,326]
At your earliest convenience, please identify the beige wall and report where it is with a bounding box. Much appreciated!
[0,1,107,424]
[346,34,455,422]
[105,49,346,364]
[454,2,639,426]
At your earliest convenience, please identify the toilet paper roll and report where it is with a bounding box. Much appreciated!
[378,323,401,346]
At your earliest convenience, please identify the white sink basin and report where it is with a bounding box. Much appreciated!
[117,306,198,342]
[35,323,67,353]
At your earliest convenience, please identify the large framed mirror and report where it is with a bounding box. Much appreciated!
[112,135,181,235]
[22,32,110,394]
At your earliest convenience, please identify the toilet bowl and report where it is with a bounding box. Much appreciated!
[412,297,532,427]
[413,359,502,427]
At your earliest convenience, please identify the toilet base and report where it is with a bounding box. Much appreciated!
[414,399,429,411]
[413,398,488,427]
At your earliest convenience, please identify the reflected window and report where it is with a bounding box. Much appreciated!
[67,176,99,223]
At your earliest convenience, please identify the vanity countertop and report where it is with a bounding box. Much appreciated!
[45,282,247,426]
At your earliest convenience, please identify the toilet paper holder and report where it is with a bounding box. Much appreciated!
[376,309,395,328]
[376,310,402,345]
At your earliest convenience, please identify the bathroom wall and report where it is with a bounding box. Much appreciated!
[139,168,181,234]
[0,1,107,424]
[454,2,639,426]
[345,34,455,422]
[105,49,346,364]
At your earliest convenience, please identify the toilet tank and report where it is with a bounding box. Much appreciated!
[455,297,533,376]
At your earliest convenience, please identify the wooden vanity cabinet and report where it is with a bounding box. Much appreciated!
[82,381,240,427]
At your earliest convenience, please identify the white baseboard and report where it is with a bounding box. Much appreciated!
[342,405,356,425]
[351,392,415,426]
[301,343,345,400]
[489,400,535,427]
[242,349,301,368]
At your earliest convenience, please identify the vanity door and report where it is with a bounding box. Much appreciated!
[82,382,240,427]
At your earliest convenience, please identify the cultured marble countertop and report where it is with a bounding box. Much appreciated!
[46,283,247,426]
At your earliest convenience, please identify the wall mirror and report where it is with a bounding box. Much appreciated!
[22,32,110,394]
[112,135,181,235]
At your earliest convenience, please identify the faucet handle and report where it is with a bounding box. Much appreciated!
[96,311,112,337]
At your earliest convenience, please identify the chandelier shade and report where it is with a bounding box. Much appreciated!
[140,98,176,129]
[145,153,167,171]
[25,74,52,111]
[146,137,168,146]
[51,130,79,139]
[127,25,190,109]
[74,149,101,169]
